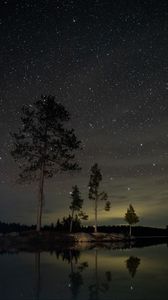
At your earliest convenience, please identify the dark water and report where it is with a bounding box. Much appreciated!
[0,243,168,300]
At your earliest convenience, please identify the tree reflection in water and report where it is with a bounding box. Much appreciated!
[34,248,141,299]
[89,248,111,300]
[126,256,141,278]
[68,249,88,299]
[35,252,41,300]
[34,249,88,300]
[56,248,111,299]
[126,256,141,291]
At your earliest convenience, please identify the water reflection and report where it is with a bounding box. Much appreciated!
[35,252,41,300]
[126,256,141,278]
[32,247,161,300]
[54,248,141,299]
[0,243,168,300]
[126,256,141,292]
[68,250,88,299]
[54,248,113,299]
[55,248,141,299]
[89,249,111,300]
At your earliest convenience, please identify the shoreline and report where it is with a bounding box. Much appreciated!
[0,232,168,252]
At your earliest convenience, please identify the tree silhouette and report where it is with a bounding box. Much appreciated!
[69,185,88,233]
[125,204,139,238]
[88,163,109,233]
[126,256,141,291]
[61,215,82,232]
[126,256,141,278]
[67,249,88,299]
[11,95,81,231]
[89,249,110,300]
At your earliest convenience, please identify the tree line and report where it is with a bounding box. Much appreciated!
[0,221,167,237]
[10,95,139,236]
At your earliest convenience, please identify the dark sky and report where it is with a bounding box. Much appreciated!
[0,0,168,227]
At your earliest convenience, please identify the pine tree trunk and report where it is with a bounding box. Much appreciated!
[37,162,45,232]
[95,197,98,233]
[70,210,74,233]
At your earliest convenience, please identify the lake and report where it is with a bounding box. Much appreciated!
[0,243,167,300]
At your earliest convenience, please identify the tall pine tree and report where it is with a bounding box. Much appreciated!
[88,163,110,233]
[69,185,88,233]
[69,185,83,233]
[11,95,81,231]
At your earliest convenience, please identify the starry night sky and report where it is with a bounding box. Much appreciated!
[1,0,168,227]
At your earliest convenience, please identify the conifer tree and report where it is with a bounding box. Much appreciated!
[11,95,81,231]
[88,163,110,233]
[69,185,82,233]
[69,185,88,233]
[125,204,139,238]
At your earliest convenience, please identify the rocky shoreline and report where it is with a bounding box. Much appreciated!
[0,231,167,252]
[0,232,129,251]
